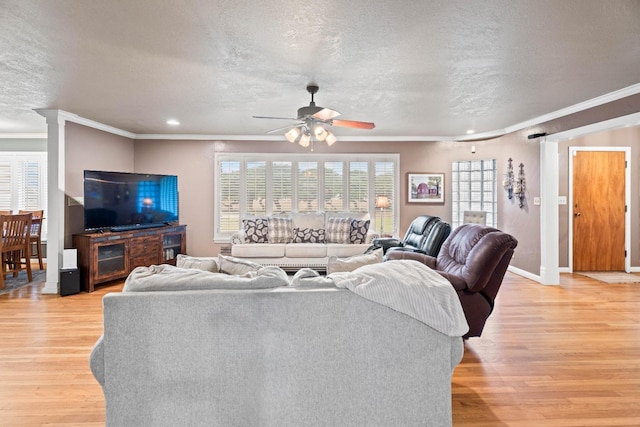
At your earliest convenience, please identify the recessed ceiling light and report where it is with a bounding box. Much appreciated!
[166,119,180,126]
[466,129,475,134]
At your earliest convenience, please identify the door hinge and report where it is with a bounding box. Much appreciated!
[625,250,627,258]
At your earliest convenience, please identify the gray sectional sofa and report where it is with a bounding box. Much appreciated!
[90,260,466,426]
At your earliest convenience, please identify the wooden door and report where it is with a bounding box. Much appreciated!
[572,151,626,271]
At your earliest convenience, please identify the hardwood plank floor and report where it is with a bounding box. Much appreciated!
[1,269,639,426]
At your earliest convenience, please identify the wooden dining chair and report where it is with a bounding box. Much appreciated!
[0,210,12,216]
[18,210,44,270]
[1,213,32,290]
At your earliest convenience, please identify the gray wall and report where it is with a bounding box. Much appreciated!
[132,134,541,273]
[64,122,135,247]
[61,114,640,277]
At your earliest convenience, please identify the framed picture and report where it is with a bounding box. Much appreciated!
[408,173,444,203]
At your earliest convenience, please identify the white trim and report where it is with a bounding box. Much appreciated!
[508,265,542,283]
[35,109,66,294]
[0,133,48,139]
[24,83,640,142]
[539,136,560,285]
[567,146,631,273]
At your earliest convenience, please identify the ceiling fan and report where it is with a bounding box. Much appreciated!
[253,84,375,148]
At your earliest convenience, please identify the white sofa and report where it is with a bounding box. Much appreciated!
[231,212,379,271]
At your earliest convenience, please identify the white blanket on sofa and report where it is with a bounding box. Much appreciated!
[328,260,469,337]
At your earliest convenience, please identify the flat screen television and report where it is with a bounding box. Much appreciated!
[83,170,179,232]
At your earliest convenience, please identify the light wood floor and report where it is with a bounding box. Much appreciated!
[1,269,639,426]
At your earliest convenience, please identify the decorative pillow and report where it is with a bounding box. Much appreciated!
[292,227,326,243]
[242,217,269,243]
[326,248,383,274]
[268,216,292,243]
[217,254,262,275]
[350,218,370,244]
[326,217,351,243]
[176,254,219,272]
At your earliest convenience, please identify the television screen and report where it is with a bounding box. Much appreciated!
[83,170,179,231]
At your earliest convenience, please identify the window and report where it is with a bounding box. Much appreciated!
[214,153,399,240]
[0,152,48,238]
[451,159,497,228]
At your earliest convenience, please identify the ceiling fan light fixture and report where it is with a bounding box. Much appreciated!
[285,127,300,143]
[325,131,337,146]
[298,132,311,147]
[313,125,328,141]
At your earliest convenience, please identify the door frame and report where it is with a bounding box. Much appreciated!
[568,146,630,273]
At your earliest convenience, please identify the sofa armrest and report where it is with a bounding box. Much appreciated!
[365,231,380,244]
[385,249,435,266]
[436,272,468,291]
[371,237,403,254]
[89,334,105,387]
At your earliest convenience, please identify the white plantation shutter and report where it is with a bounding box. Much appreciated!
[374,161,395,233]
[218,160,241,233]
[271,161,292,214]
[349,162,368,213]
[324,162,344,212]
[245,161,266,215]
[0,152,48,237]
[297,162,318,212]
[214,154,399,240]
[0,159,11,211]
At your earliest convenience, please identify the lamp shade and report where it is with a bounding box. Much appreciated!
[313,125,328,141]
[325,131,337,146]
[285,127,300,143]
[298,132,311,147]
[375,195,389,209]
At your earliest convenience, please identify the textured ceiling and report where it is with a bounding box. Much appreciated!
[1,0,640,139]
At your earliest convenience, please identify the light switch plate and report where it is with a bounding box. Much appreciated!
[533,197,541,206]
[558,196,567,205]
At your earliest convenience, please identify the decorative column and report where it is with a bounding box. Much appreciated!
[35,109,68,294]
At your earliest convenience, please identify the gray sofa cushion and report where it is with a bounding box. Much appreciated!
[327,248,383,274]
[122,264,289,292]
[218,254,262,275]
[176,254,219,272]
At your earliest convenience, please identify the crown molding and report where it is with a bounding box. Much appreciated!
[23,83,640,142]
[0,133,47,139]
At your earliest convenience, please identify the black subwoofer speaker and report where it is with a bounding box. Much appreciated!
[60,268,80,296]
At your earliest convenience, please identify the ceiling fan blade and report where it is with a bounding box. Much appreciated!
[266,123,303,134]
[253,115,298,120]
[331,119,376,130]
[312,108,341,121]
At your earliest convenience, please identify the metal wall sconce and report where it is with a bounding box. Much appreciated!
[503,158,514,199]
[513,163,526,208]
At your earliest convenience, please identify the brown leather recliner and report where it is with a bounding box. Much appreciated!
[385,224,518,338]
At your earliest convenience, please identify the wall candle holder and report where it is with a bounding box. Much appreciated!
[503,158,514,199]
[513,162,526,208]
